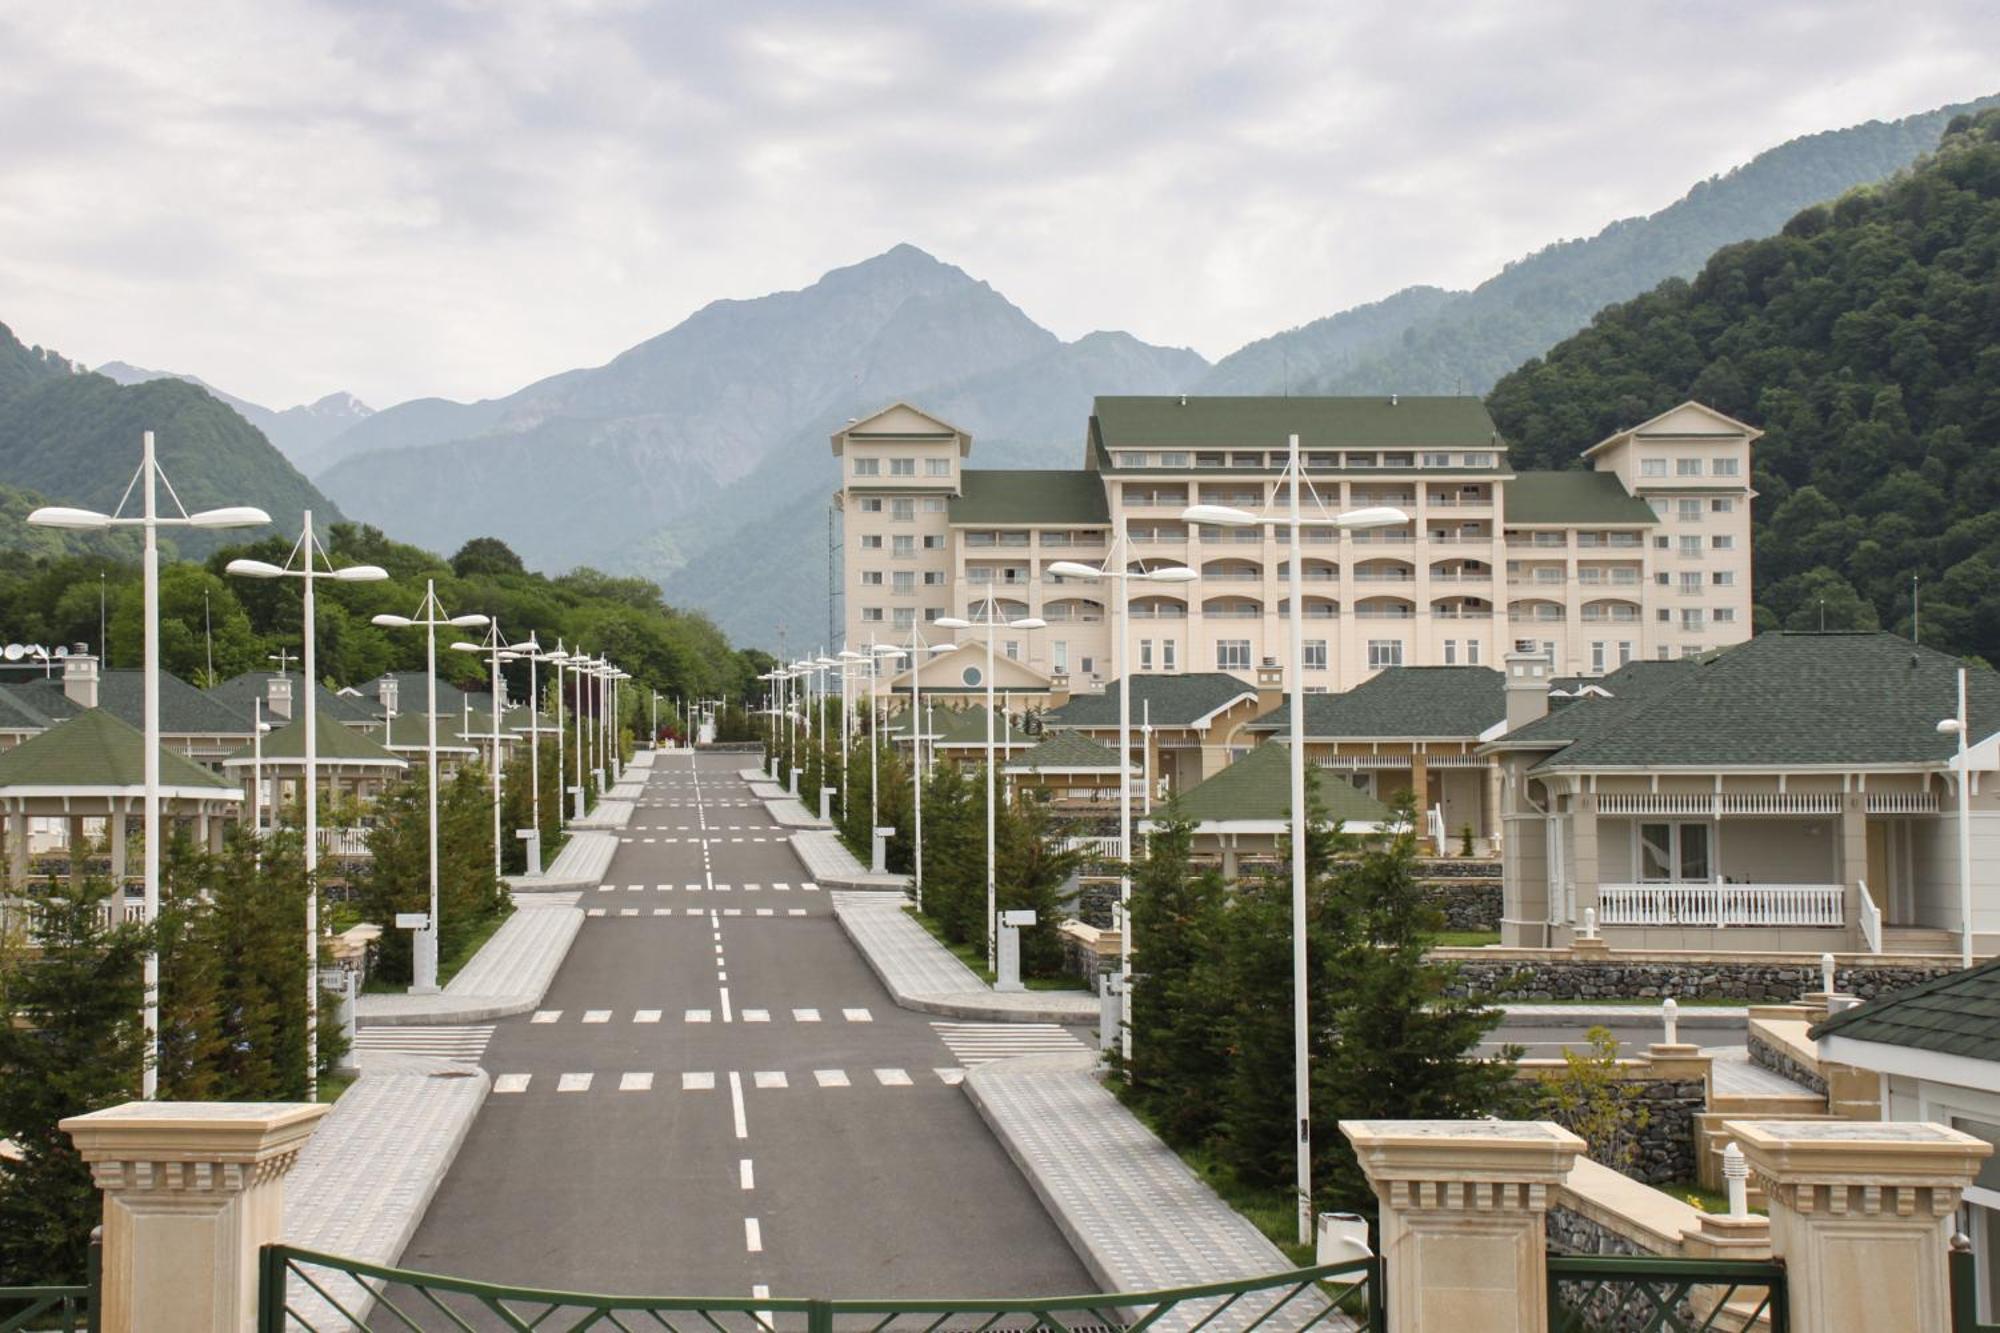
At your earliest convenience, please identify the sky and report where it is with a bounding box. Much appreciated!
[1,1,1995,411]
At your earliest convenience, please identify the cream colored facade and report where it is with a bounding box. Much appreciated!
[833,399,1756,696]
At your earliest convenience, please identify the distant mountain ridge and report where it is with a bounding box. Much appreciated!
[93,361,373,467]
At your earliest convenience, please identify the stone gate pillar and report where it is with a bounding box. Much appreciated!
[1727,1119,1992,1333]
[1341,1119,1584,1333]
[62,1101,328,1333]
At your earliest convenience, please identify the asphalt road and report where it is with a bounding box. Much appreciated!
[1484,1015,1748,1058]
[395,751,1094,1305]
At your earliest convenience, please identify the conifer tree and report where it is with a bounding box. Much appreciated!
[1124,807,1229,1146]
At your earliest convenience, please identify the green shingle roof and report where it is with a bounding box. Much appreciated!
[1045,674,1260,729]
[1501,633,1999,770]
[0,686,56,732]
[1504,471,1657,525]
[208,673,380,728]
[363,672,470,716]
[0,709,235,793]
[1171,741,1392,826]
[10,670,252,736]
[1251,667,1503,739]
[1091,396,1504,453]
[1005,731,1130,773]
[1489,659,1701,752]
[1812,958,2000,1063]
[949,470,1110,526]
[223,712,406,767]
[383,711,478,753]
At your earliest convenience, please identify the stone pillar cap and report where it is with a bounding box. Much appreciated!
[1341,1119,1585,1182]
[1723,1118,1994,1185]
[62,1100,329,1164]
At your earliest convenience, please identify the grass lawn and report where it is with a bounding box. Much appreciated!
[360,901,515,993]
[315,1071,356,1104]
[1668,1182,1763,1215]
[1432,930,1502,947]
[902,906,1088,993]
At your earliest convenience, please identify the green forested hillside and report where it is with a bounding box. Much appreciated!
[1488,109,2000,662]
[0,322,341,550]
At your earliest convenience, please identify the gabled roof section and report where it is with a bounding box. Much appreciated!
[0,685,58,732]
[382,710,478,754]
[0,709,235,794]
[362,672,470,716]
[1812,957,2000,1064]
[222,712,407,768]
[1250,667,1503,740]
[1045,674,1260,730]
[1091,396,1504,453]
[10,670,253,736]
[1499,633,1999,771]
[831,402,972,457]
[1504,472,1657,525]
[883,641,1056,695]
[208,673,380,727]
[1005,731,1131,774]
[949,470,1110,526]
[1486,658,1706,754]
[1581,400,1764,458]
[1171,741,1391,827]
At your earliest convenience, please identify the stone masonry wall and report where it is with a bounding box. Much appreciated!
[1419,880,1502,931]
[1440,957,1961,1002]
[1529,1079,1706,1187]
[1749,1032,1828,1096]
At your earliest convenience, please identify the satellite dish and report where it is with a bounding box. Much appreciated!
[3,644,23,661]
[53,646,69,659]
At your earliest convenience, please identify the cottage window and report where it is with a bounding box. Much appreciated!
[1639,822,1709,882]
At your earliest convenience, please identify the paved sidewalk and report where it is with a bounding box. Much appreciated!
[506,830,618,892]
[283,1051,489,1327]
[1500,1003,1748,1027]
[965,1053,1310,1327]
[1706,1045,1822,1098]
[834,892,1097,1023]
[357,893,583,1026]
[791,829,909,890]
[572,798,634,829]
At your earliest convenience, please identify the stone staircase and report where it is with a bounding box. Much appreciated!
[1881,925,1958,954]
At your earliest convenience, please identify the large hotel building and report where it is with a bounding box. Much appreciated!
[833,396,1755,694]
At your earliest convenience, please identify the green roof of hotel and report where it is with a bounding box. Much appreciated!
[1813,957,2000,1064]
[1045,673,1260,729]
[1251,667,1503,739]
[383,711,478,753]
[1005,731,1130,773]
[1495,633,2000,771]
[0,709,235,793]
[223,712,406,767]
[8,670,252,736]
[949,470,1110,526]
[208,673,381,728]
[1091,395,1506,454]
[1503,471,1657,525]
[1487,658,1703,753]
[1170,741,1392,826]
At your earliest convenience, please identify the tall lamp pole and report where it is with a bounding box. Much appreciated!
[937,608,1045,968]
[226,511,388,1095]
[1186,441,1406,1244]
[451,620,511,875]
[501,639,556,843]
[1050,527,1198,1067]
[372,581,489,994]
[883,632,953,910]
[30,431,270,1098]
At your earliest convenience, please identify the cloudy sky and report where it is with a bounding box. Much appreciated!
[1,0,1994,410]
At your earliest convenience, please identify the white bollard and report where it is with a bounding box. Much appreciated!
[1662,996,1679,1046]
[789,766,802,797]
[871,825,895,875]
[570,784,586,821]
[1582,906,1598,940]
[1723,1140,1749,1218]
[1820,951,1836,996]
[515,827,542,877]
[1098,971,1121,1058]
[820,786,836,824]
[997,909,1034,993]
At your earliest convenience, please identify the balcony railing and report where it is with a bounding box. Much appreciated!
[1429,572,1492,583]
[1595,792,1845,816]
[1865,791,1941,814]
[1353,571,1415,582]
[1354,608,1415,619]
[1598,882,1844,929]
[1129,606,1186,619]
[1432,609,1493,620]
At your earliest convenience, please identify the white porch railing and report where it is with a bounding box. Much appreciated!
[1595,792,1844,816]
[1858,880,1883,954]
[1865,791,1940,814]
[1056,835,1124,859]
[1597,882,1844,928]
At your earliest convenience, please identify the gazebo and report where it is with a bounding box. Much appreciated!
[0,708,244,894]
[220,711,407,845]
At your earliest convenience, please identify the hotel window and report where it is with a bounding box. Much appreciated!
[862,607,884,622]
[891,498,915,521]
[1657,609,1671,623]
[861,571,884,586]
[1680,572,1701,593]
[1711,497,1735,513]
[1657,645,1671,660]
[853,458,880,476]
[892,535,914,557]
[1712,457,1740,476]
[1714,608,1736,624]
[1679,535,1702,557]
[860,535,883,549]
[859,497,883,513]
[927,457,952,477]
[1656,572,1671,586]
[1004,641,1019,661]
[924,608,944,622]
[1304,640,1328,671]
[1677,499,1702,522]
[923,535,946,549]
[1712,571,1734,587]
[1080,656,1095,676]
[923,571,945,585]
[1140,640,1154,670]
[1641,458,1668,478]
[890,458,916,476]
[1464,452,1494,468]
[923,497,947,513]
[892,571,914,593]
[1158,451,1190,468]
[892,608,915,629]
[1162,641,1177,671]
[1443,640,1457,665]
[1681,608,1705,631]
[1367,640,1403,669]
[1590,641,1606,674]
[1217,640,1251,670]
[1618,641,1634,666]
[1655,536,1670,549]
[1466,639,1480,665]
[1052,642,1068,673]
[1423,452,1452,468]
[1712,535,1735,550]
[1638,822,1710,882]
[1680,644,1703,658]
[1515,639,1539,654]
[1676,458,1702,477]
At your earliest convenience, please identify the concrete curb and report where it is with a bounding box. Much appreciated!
[790,829,911,891]
[356,898,583,1027]
[1499,1004,1748,1028]
[833,894,1097,1025]
[506,831,619,893]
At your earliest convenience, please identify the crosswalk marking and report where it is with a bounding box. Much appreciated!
[494,1074,531,1093]
[587,908,605,917]
[686,1009,712,1023]
[929,1022,1092,1067]
[813,1069,849,1088]
[934,1068,965,1086]
[793,1008,820,1022]
[742,1009,770,1022]
[683,1072,716,1090]
[558,1073,593,1092]
[843,1008,873,1023]
[583,1010,610,1023]
[874,1068,911,1086]
[353,1025,494,1063]
[619,908,638,916]
[753,1071,787,1088]
[756,908,774,916]
[619,1072,654,1092]
[532,1010,561,1023]
[789,909,807,916]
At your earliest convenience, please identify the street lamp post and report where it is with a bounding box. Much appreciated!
[882,633,953,909]
[1049,526,1198,1070]
[30,430,270,1097]
[226,510,388,1095]
[1938,667,1975,969]
[838,650,870,818]
[451,620,510,876]
[501,639,556,846]
[372,581,489,994]
[937,608,1045,969]
[1185,437,1406,1244]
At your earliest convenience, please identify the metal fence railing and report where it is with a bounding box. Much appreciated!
[1547,1254,1787,1333]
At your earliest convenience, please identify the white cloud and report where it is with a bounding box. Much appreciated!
[0,0,1992,408]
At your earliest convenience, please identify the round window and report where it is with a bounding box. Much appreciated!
[962,666,983,687]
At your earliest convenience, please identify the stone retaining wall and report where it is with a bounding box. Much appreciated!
[1546,1205,1662,1258]
[1749,1032,1828,1096]
[1420,880,1501,931]
[1527,1078,1706,1187]
[1417,859,1503,880]
[1440,956,1960,1002]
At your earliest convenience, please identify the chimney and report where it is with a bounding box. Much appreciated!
[266,674,294,722]
[1255,658,1285,715]
[378,676,400,716]
[1390,393,1399,407]
[62,648,99,709]
[1504,650,1554,731]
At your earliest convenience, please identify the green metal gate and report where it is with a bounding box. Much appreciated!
[1547,1254,1787,1332]
[259,1245,1382,1333]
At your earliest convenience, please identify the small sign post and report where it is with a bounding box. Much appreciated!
[996,908,1035,993]
[515,827,542,877]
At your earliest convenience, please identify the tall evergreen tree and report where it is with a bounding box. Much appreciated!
[1124,808,1230,1146]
